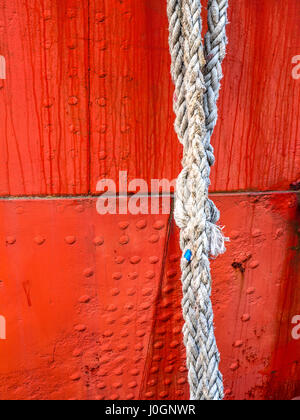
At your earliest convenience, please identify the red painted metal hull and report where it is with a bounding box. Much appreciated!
[0,0,299,400]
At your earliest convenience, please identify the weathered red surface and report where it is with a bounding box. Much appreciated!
[0,194,299,400]
[0,0,89,195]
[0,0,299,195]
[0,0,299,401]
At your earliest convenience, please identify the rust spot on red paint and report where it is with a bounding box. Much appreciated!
[232,262,245,274]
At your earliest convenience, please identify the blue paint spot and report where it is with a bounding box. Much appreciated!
[184,249,192,262]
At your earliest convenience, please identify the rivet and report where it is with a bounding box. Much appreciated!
[6,236,16,245]
[99,151,107,160]
[118,221,129,230]
[167,269,177,278]
[135,343,144,351]
[241,314,251,322]
[175,390,184,397]
[115,256,125,264]
[94,236,104,246]
[252,229,262,238]
[246,287,256,295]
[170,340,180,348]
[145,271,155,279]
[68,96,78,105]
[145,392,154,398]
[72,349,83,357]
[142,288,153,296]
[111,288,120,296]
[149,234,159,244]
[128,272,138,280]
[84,268,94,278]
[147,379,157,387]
[70,373,81,381]
[109,394,119,400]
[107,304,117,312]
[97,382,106,390]
[128,382,138,389]
[233,341,243,348]
[169,254,180,263]
[149,256,159,264]
[95,12,105,23]
[65,236,76,245]
[103,330,114,338]
[119,235,129,245]
[127,288,136,296]
[177,378,186,385]
[164,379,172,386]
[230,231,240,240]
[249,261,260,269]
[78,295,91,303]
[126,394,135,400]
[75,324,86,332]
[130,256,141,264]
[159,391,169,398]
[122,316,131,325]
[154,342,164,349]
[153,221,165,230]
[112,272,122,280]
[230,362,240,371]
[96,97,106,107]
[136,220,147,230]
[34,236,45,245]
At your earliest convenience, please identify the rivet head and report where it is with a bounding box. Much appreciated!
[94,236,104,246]
[153,221,165,230]
[149,234,159,243]
[34,236,45,245]
[70,373,81,381]
[241,314,251,322]
[68,96,78,105]
[130,256,141,265]
[75,325,86,332]
[65,236,76,245]
[83,268,94,278]
[115,256,125,264]
[136,220,147,230]
[78,295,91,304]
[99,151,107,160]
[119,235,129,245]
[6,236,16,245]
[118,222,129,230]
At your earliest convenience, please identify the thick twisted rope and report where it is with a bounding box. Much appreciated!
[167,0,228,400]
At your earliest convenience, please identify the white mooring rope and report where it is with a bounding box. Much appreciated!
[167,0,229,400]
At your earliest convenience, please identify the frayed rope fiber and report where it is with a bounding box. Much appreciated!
[167,0,229,400]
